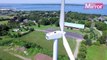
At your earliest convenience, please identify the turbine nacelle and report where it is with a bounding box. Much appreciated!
[46,31,65,40]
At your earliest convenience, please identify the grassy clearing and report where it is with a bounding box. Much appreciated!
[31,25,57,30]
[19,31,76,55]
[105,47,107,60]
[0,47,22,60]
[86,45,107,60]
[0,15,13,19]
[0,21,8,24]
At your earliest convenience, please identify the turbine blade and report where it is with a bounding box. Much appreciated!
[63,35,75,60]
[59,0,65,32]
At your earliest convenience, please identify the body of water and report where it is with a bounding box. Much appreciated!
[0,4,107,15]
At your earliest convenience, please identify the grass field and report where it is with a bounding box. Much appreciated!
[0,47,22,60]
[31,25,57,30]
[86,45,107,60]
[19,31,76,55]
[0,21,8,25]
[105,46,107,60]
[0,15,13,19]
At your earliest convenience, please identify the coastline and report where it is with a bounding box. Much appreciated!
[0,4,107,15]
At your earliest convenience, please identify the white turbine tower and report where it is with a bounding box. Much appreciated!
[46,0,75,60]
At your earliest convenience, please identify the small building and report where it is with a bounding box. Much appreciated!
[23,19,28,23]
[98,16,106,21]
[13,29,19,32]
[64,22,85,29]
[32,20,37,24]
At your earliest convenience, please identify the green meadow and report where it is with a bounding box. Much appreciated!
[0,48,22,60]
[0,21,8,25]
[86,45,107,60]
[19,31,76,55]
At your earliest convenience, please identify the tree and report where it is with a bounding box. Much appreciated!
[85,21,91,28]
[49,17,58,25]
[84,34,88,40]
[78,20,85,24]
[78,52,86,60]
[41,18,50,25]
[0,37,2,40]
[78,41,87,60]
[95,22,107,31]
[37,20,41,27]
[79,43,87,53]
[84,34,92,46]
[98,30,107,44]
[0,25,9,36]
[86,39,92,46]
[29,28,34,31]
[55,20,59,27]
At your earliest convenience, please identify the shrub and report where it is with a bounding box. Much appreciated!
[78,41,87,60]
[93,41,100,46]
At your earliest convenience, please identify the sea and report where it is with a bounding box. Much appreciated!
[0,4,107,15]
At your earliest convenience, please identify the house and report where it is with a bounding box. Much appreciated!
[88,17,93,21]
[98,16,106,21]
[64,22,85,29]
[23,19,28,23]
[11,16,18,22]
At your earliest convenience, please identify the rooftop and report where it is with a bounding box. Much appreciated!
[64,22,85,29]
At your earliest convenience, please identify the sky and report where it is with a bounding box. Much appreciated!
[0,0,107,4]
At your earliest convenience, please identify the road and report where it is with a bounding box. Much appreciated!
[45,28,84,40]
[4,49,31,60]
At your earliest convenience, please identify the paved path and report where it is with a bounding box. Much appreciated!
[3,49,31,60]
[9,52,31,60]
[94,27,102,36]
[35,28,84,40]
[35,29,45,32]
[74,39,82,58]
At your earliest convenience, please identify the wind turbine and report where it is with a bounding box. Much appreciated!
[46,0,75,60]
